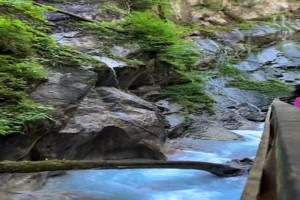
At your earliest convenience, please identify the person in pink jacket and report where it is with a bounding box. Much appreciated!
[295,97,300,108]
[292,84,300,108]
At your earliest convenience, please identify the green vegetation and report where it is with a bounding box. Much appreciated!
[163,72,214,112]
[2,0,290,129]
[118,12,202,70]
[163,82,214,112]
[0,0,95,135]
[219,65,243,77]
[100,0,172,18]
[102,2,128,16]
[0,0,48,21]
[0,1,50,134]
[159,41,201,70]
[115,11,211,111]
[197,25,234,37]
[87,11,202,70]
[87,11,202,69]
[116,11,211,110]
[122,12,187,50]
[238,22,256,30]
[0,17,37,56]
[85,11,209,112]
[228,77,292,96]
[218,65,291,97]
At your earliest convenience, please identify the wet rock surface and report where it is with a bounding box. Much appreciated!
[0,66,97,161]
[10,191,102,200]
[35,87,167,160]
[227,158,254,172]
[0,173,48,192]
[4,0,300,163]
[3,0,300,197]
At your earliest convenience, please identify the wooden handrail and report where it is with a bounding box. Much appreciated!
[241,105,272,199]
[242,99,300,200]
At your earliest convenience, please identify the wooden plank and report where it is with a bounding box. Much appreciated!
[272,100,300,200]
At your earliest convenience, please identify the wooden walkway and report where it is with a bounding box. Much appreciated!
[242,99,300,200]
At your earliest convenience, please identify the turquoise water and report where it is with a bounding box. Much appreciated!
[38,124,263,200]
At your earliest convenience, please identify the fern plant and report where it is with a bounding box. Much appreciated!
[0,0,96,135]
[118,12,201,70]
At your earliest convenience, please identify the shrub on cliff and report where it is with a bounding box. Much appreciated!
[0,1,50,135]
[86,11,206,111]
[0,17,36,56]
[0,0,94,135]
[120,12,201,70]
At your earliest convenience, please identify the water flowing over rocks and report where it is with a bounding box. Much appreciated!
[34,0,300,147]
[2,0,300,164]
[3,0,300,198]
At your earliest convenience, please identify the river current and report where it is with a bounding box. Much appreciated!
[33,123,264,200]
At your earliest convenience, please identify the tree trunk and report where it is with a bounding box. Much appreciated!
[0,160,244,177]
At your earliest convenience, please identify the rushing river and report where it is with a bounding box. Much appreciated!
[35,124,264,200]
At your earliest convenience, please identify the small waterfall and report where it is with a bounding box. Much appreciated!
[276,15,294,41]
[108,66,120,87]
[210,39,221,51]
[209,39,228,67]
[245,36,253,55]
[93,56,127,88]
[272,16,281,28]
[246,102,262,112]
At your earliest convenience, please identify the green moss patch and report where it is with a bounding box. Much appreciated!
[220,64,291,98]
[163,72,214,112]
[218,65,243,77]
[0,0,96,135]
[228,77,292,97]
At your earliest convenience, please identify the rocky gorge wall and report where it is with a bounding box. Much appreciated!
[1,0,300,196]
[172,0,300,24]
[1,0,300,164]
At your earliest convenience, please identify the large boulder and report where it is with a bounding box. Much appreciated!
[0,66,167,161]
[0,66,97,161]
[34,87,167,160]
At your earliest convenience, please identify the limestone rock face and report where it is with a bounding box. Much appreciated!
[172,0,300,24]
[226,0,293,20]
[0,67,166,161]
[30,67,96,107]
[0,66,97,161]
[35,87,167,160]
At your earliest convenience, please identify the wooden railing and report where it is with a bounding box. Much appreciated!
[242,99,300,200]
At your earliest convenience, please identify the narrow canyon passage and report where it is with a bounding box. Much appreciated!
[25,124,263,200]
